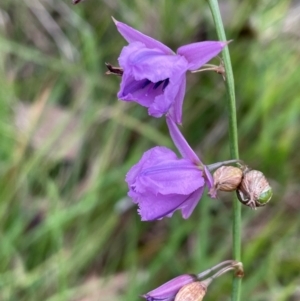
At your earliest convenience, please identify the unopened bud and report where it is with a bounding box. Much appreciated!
[212,166,243,192]
[236,169,272,209]
[174,282,207,301]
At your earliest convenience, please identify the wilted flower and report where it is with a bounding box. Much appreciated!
[142,260,243,301]
[126,116,216,221]
[113,18,228,124]
[143,274,197,301]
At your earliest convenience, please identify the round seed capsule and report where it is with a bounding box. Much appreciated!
[174,282,207,301]
[213,166,243,192]
[236,169,272,209]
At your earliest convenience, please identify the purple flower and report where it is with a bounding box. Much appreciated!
[142,274,197,301]
[142,260,243,301]
[113,18,228,124]
[126,116,215,221]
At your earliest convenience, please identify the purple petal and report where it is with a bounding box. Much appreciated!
[167,75,186,125]
[148,78,181,118]
[177,41,228,71]
[132,191,197,221]
[147,92,173,118]
[166,116,200,164]
[113,18,173,54]
[117,43,188,118]
[203,166,214,191]
[126,147,204,196]
[126,147,178,186]
[118,73,164,108]
[119,43,188,83]
[181,186,205,219]
[135,160,204,195]
[204,165,217,199]
[143,274,196,301]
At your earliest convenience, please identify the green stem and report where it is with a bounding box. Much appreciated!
[207,1,242,301]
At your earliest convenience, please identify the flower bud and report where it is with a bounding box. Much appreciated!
[174,282,207,301]
[213,166,243,192]
[236,169,272,209]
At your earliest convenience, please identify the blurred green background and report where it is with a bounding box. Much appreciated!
[0,0,299,300]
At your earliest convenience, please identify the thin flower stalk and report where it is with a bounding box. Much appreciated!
[207,0,241,300]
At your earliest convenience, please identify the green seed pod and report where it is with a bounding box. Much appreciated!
[236,169,272,209]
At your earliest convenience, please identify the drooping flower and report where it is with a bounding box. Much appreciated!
[125,116,216,221]
[113,18,228,124]
[142,260,244,301]
[142,274,197,301]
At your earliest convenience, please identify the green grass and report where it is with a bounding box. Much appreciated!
[0,0,299,300]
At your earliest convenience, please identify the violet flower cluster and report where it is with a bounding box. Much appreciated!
[112,19,228,221]
[108,18,249,301]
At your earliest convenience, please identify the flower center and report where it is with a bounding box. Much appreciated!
[141,78,170,93]
[124,78,170,96]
